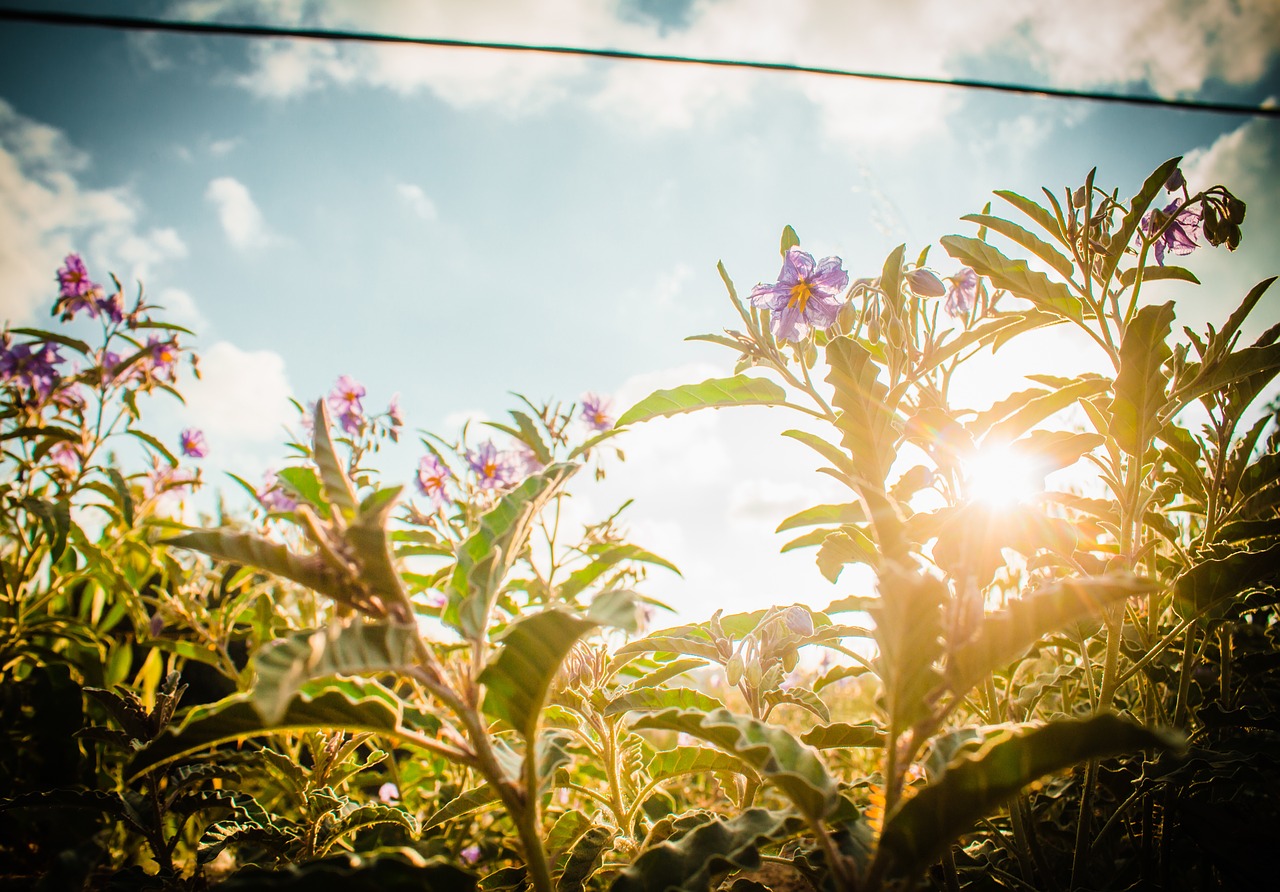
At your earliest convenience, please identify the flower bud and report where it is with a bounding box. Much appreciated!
[781,647,799,673]
[904,268,946,297]
[744,658,762,688]
[726,654,744,687]
[783,606,815,638]
[1072,185,1089,208]
[1164,168,1186,192]
[1225,195,1246,225]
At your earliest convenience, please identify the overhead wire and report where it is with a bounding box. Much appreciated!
[0,5,1277,119]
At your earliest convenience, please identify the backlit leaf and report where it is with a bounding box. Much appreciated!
[616,376,789,427]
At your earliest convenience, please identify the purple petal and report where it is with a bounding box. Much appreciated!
[808,257,850,296]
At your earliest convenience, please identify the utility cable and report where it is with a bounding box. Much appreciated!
[1,6,1277,119]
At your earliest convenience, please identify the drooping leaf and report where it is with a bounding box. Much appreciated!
[630,708,838,819]
[616,376,789,427]
[763,686,830,723]
[622,658,707,691]
[1109,301,1176,456]
[812,664,870,693]
[816,525,879,581]
[252,622,420,724]
[980,377,1111,444]
[941,236,1082,323]
[960,213,1075,280]
[611,809,804,892]
[775,502,866,534]
[645,746,755,784]
[1118,265,1200,288]
[946,574,1159,695]
[321,803,417,852]
[558,543,680,602]
[875,715,1184,878]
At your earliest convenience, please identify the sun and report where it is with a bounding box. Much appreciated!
[962,444,1045,507]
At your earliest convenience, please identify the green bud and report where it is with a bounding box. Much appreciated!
[726,655,744,687]
[744,658,762,688]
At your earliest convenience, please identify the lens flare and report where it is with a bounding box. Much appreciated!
[963,445,1044,507]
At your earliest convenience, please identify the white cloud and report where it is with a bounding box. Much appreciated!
[209,137,243,156]
[205,176,275,249]
[0,99,186,323]
[395,182,438,220]
[182,340,294,443]
[156,287,207,332]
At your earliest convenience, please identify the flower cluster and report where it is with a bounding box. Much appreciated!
[0,336,65,401]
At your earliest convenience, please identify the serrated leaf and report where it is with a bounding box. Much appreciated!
[941,235,1082,322]
[325,802,418,850]
[611,809,804,892]
[764,686,830,723]
[800,722,885,749]
[558,825,614,892]
[646,746,755,782]
[606,686,725,717]
[252,622,420,724]
[480,608,599,739]
[1174,541,1280,618]
[617,376,789,427]
[816,525,878,582]
[875,715,1183,878]
[947,574,1158,696]
[1103,157,1182,284]
[1109,301,1175,456]
[198,818,296,865]
[825,337,896,492]
[630,708,837,819]
[961,214,1075,279]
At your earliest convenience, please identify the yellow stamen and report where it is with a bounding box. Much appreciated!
[788,279,813,312]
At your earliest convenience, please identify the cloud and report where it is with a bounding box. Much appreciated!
[395,182,438,220]
[208,137,243,156]
[0,99,186,322]
[182,340,294,443]
[205,176,276,249]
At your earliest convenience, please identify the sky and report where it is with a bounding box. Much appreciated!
[2,0,1278,622]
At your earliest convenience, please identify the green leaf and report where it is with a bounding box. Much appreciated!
[104,468,134,528]
[1102,157,1182,285]
[611,809,804,892]
[872,567,945,731]
[780,225,800,256]
[547,809,593,861]
[993,190,1066,244]
[780,429,858,479]
[559,544,680,602]
[610,627,722,665]
[605,686,725,717]
[775,502,865,534]
[165,529,339,601]
[1109,301,1175,456]
[979,377,1111,444]
[816,525,878,582]
[1016,430,1105,475]
[941,235,1082,323]
[825,336,897,492]
[616,376,788,427]
[558,825,614,892]
[486,410,553,465]
[276,466,330,517]
[875,715,1184,878]
[480,608,600,739]
[252,622,420,724]
[322,803,417,852]
[645,746,754,783]
[800,722,885,749]
[947,574,1159,696]
[1174,541,1280,618]
[313,400,358,518]
[764,686,830,723]
[812,664,869,693]
[960,214,1075,280]
[630,708,838,819]
[450,462,578,639]
[1118,265,1200,288]
[423,785,500,830]
[623,658,707,690]
[127,428,178,466]
[1174,341,1280,410]
[129,685,405,779]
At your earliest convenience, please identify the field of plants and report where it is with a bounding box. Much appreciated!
[2,158,1277,891]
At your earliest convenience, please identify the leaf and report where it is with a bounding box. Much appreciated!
[164,529,339,602]
[610,627,722,665]
[616,376,789,427]
[993,190,1066,244]
[825,336,897,491]
[623,658,707,690]
[486,410,553,465]
[780,428,858,479]
[276,466,329,517]
[197,818,296,865]
[979,377,1111,444]
[611,809,804,892]
[775,502,865,534]
[450,463,577,638]
[313,401,358,518]
[1118,265,1200,288]
[874,715,1184,878]
[1016,430,1105,475]
[104,468,134,528]
[764,686,830,723]
[812,664,869,693]
[960,213,1075,279]
[559,544,680,602]
[547,810,593,861]
[606,686,725,717]
[129,685,405,779]
[480,608,601,739]
[252,622,420,724]
[322,803,417,851]
[1174,541,1280,618]
[780,225,801,256]
[558,825,614,892]
[800,722,885,749]
[127,428,178,466]
[422,785,500,830]
[871,567,945,732]
[941,235,1082,323]
[1101,157,1182,285]
[947,575,1159,696]
[1174,342,1280,410]
[1109,301,1175,456]
[816,526,878,582]
[645,746,754,782]
[630,708,838,819]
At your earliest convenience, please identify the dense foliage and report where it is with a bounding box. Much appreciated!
[2,159,1277,891]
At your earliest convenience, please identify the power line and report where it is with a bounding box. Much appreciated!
[2,5,1278,119]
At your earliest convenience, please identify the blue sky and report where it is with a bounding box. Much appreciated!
[3,0,1278,619]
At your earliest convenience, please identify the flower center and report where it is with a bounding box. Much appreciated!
[788,279,813,312]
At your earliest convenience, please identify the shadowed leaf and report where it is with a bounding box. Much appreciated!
[1109,301,1175,456]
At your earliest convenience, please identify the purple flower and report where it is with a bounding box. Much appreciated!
[905,268,946,297]
[466,440,515,490]
[511,442,543,476]
[258,470,298,513]
[460,844,481,866]
[944,268,979,318]
[1165,168,1186,192]
[144,459,196,501]
[378,782,400,804]
[748,247,850,343]
[146,337,180,382]
[1142,200,1202,267]
[50,441,80,475]
[580,392,614,431]
[415,454,453,508]
[327,375,366,435]
[179,428,207,458]
[387,393,404,429]
[54,254,104,320]
[96,289,125,325]
[783,605,814,637]
[0,339,64,400]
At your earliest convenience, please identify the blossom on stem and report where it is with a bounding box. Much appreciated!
[145,337,180,382]
[1142,200,1202,267]
[179,428,208,458]
[748,247,849,343]
[0,339,64,400]
[387,393,404,430]
[50,441,81,475]
[944,267,979,318]
[54,254,104,320]
[415,453,453,508]
[580,392,614,431]
[327,375,366,435]
[466,440,515,490]
[258,470,298,513]
[905,268,946,297]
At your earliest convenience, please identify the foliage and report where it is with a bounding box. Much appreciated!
[3,157,1277,892]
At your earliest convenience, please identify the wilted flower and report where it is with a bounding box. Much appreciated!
[581,392,614,431]
[783,605,815,638]
[1164,168,1186,193]
[415,453,453,508]
[179,428,207,458]
[258,470,298,513]
[327,375,366,435]
[905,268,946,297]
[944,268,979,318]
[466,440,515,490]
[1142,200,1202,267]
[748,247,850,343]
